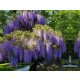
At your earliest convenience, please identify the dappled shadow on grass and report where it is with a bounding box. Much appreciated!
[0,63,27,71]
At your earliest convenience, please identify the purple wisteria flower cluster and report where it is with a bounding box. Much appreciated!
[4,11,45,34]
[33,25,66,64]
[0,11,66,67]
[74,32,80,58]
[1,25,66,67]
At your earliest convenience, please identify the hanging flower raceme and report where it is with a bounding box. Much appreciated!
[4,21,15,34]
[4,11,46,34]
[36,14,45,25]
[52,38,66,59]
[23,49,32,64]
[74,31,80,58]
[74,38,80,58]
[3,31,22,66]
[0,43,6,62]
[0,37,8,62]
[74,40,79,53]
[44,40,53,64]
[59,38,66,54]
[38,40,46,59]
[33,25,66,60]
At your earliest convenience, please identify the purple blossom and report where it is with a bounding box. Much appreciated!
[37,41,46,58]
[4,11,46,34]
[0,43,6,61]
[13,46,19,57]
[14,19,20,30]
[9,57,18,67]
[54,36,60,45]
[49,32,56,44]
[36,14,45,25]
[59,38,66,53]
[4,21,14,34]
[53,49,59,59]
[31,48,38,60]
[74,41,78,53]
[24,50,32,64]
[74,38,80,58]
[0,54,3,62]
[18,48,23,62]
[45,42,52,64]
[43,32,49,40]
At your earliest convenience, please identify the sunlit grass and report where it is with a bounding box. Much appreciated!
[0,63,27,71]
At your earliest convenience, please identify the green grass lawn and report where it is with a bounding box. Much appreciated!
[0,63,28,71]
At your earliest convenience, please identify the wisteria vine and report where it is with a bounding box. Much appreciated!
[0,11,66,67]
